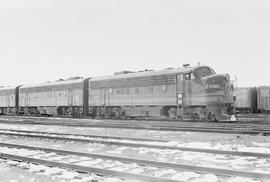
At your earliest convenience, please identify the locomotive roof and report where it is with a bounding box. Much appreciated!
[0,86,17,91]
[90,65,211,81]
[20,78,85,89]
[257,86,270,88]
[16,65,212,89]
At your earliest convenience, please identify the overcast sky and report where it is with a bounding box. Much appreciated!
[0,0,269,87]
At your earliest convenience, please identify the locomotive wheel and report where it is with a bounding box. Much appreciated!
[168,107,177,119]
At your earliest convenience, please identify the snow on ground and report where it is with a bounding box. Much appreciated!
[0,146,213,181]
[0,119,270,181]
[0,125,270,175]
[0,158,62,182]
[0,123,270,154]
[0,149,263,182]
[3,128,270,158]
[0,157,128,182]
[0,135,270,180]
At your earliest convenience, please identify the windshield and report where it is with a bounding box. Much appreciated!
[194,67,214,78]
[205,75,227,90]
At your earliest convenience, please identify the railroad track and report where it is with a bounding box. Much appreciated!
[2,113,270,121]
[0,142,270,181]
[0,143,178,182]
[1,117,270,135]
[2,115,270,128]
[0,129,270,158]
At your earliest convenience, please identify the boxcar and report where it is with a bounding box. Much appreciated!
[257,86,270,113]
[0,86,19,115]
[18,78,89,116]
[234,87,257,113]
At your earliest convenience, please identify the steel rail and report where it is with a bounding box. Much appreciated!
[0,128,166,143]
[0,153,179,182]
[0,119,270,135]
[1,117,270,128]
[0,116,269,129]
[0,132,269,158]
[0,142,270,179]
[2,114,269,121]
[1,115,270,126]
[152,126,270,135]
[2,115,270,125]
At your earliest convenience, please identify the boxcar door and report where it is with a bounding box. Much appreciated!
[184,72,193,106]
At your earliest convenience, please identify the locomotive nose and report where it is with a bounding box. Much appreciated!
[205,74,229,90]
[204,74,236,121]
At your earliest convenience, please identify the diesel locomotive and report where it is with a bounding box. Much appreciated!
[0,65,236,121]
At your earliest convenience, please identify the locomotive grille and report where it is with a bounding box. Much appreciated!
[90,74,176,89]
[20,83,83,93]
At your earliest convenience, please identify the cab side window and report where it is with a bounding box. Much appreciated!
[184,72,195,80]
[184,73,191,80]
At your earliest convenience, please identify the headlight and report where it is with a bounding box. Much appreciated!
[226,74,230,81]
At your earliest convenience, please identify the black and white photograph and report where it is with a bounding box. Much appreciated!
[0,0,269,181]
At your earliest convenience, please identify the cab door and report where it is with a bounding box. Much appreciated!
[177,72,192,106]
[176,74,184,105]
[184,72,192,106]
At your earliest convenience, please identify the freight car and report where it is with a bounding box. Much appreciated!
[234,87,257,113]
[0,86,19,115]
[0,65,236,121]
[257,86,270,113]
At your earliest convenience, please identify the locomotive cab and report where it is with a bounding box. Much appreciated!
[177,66,235,121]
[176,66,236,121]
